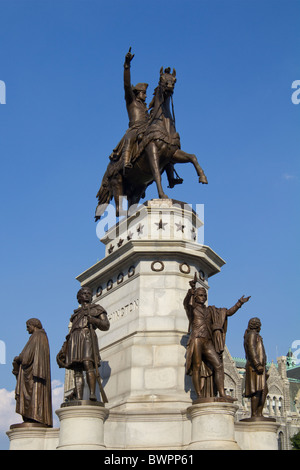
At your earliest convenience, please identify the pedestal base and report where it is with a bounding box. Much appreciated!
[239,416,276,422]
[235,419,280,450]
[56,403,109,450]
[6,423,59,450]
[192,396,237,405]
[104,399,191,449]
[187,401,240,450]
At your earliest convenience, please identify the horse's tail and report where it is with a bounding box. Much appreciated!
[95,187,111,220]
[95,170,113,221]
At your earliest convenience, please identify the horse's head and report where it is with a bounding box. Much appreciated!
[159,67,177,97]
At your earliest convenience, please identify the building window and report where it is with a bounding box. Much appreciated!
[278,431,284,450]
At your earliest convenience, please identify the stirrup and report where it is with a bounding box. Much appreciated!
[168,177,183,188]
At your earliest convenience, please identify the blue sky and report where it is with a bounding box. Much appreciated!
[0,0,299,449]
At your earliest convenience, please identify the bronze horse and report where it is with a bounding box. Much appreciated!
[95,67,207,220]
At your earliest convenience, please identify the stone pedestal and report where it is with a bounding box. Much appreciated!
[71,199,226,448]
[56,402,108,450]
[104,404,190,450]
[235,419,280,450]
[187,401,240,450]
[7,423,59,450]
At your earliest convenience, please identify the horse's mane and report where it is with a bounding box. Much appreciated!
[148,85,160,113]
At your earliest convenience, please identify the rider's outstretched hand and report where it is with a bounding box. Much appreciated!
[125,47,135,65]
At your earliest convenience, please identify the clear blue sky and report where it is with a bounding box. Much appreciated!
[0,0,299,449]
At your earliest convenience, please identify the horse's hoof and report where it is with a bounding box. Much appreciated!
[160,194,169,199]
[199,176,208,184]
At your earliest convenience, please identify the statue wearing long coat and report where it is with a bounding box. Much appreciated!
[244,329,267,397]
[14,326,52,427]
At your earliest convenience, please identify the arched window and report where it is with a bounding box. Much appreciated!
[272,396,276,413]
[278,431,284,450]
[278,397,282,415]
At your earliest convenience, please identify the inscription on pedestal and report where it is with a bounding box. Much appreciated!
[107,299,139,323]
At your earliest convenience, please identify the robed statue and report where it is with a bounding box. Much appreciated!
[12,318,53,427]
[184,274,250,402]
[95,48,208,219]
[243,317,273,420]
[57,286,110,403]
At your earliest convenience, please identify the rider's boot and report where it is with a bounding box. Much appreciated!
[165,163,183,188]
[168,176,183,188]
[123,149,133,175]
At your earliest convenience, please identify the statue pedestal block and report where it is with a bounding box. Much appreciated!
[235,419,280,450]
[74,200,225,410]
[55,403,109,450]
[65,199,226,449]
[7,423,59,450]
[186,401,240,450]
[104,403,190,450]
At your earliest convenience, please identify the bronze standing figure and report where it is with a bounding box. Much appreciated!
[95,48,207,219]
[184,275,250,402]
[57,286,110,403]
[13,318,53,427]
[243,317,273,420]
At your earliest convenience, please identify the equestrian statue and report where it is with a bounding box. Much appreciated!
[95,48,207,220]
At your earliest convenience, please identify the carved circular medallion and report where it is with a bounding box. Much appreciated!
[117,273,124,284]
[96,286,103,297]
[128,266,135,278]
[151,261,164,272]
[107,279,113,291]
[179,262,190,274]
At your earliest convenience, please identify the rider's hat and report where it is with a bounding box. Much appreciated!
[132,83,148,93]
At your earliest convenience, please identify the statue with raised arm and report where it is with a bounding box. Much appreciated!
[109,48,182,184]
[184,274,250,402]
[12,318,53,427]
[243,317,274,420]
[95,48,208,219]
[57,286,110,403]
[121,47,149,173]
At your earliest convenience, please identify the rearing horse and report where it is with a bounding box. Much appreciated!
[95,67,207,220]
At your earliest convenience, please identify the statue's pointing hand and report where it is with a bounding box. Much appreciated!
[125,47,135,64]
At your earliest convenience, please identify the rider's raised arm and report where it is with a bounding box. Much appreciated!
[124,47,134,102]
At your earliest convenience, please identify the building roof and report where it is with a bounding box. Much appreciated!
[287,365,300,381]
